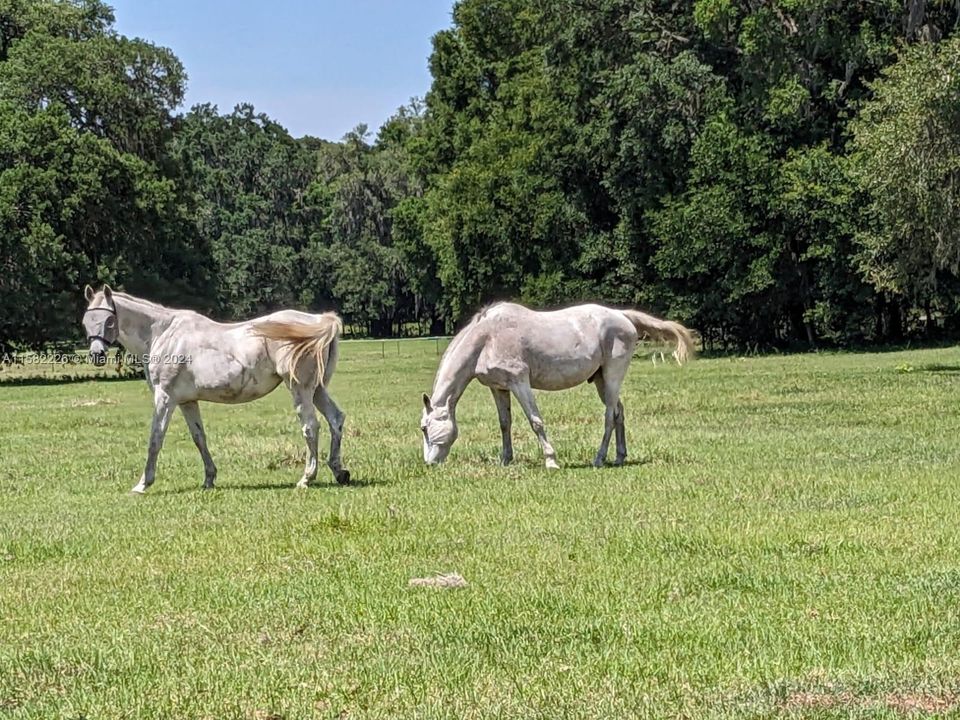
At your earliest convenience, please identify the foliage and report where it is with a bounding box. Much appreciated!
[170,104,319,317]
[0,0,200,350]
[4,0,960,348]
[851,37,960,305]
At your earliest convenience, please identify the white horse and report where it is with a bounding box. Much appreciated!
[82,285,350,493]
[421,302,694,468]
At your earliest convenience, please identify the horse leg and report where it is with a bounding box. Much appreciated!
[510,381,559,469]
[132,388,176,494]
[314,386,350,485]
[291,383,319,489]
[180,401,217,489]
[592,387,627,466]
[491,388,513,465]
[613,400,626,466]
[592,366,627,468]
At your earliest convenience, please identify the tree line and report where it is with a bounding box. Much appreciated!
[3,0,960,351]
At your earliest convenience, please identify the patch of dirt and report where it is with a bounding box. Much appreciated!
[251,711,283,720]
[69,398,119,407]
[266,448,304,469]
[778,686,960,715]
[409,572,468,589]
[782,690,855,710]
[884,691,960,714]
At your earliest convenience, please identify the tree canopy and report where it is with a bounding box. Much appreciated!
[3,0,960,349]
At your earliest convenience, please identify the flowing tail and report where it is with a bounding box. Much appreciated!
[620,309,695,365]
[251,313,343,385]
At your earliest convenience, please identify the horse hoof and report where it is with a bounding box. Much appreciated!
[545,459,560,470]
[202,483,216,490]
[296,479,310,490]
[335,469,351,485]
[130,484,147,495]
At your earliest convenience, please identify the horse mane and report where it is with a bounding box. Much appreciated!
[108,292,199,322]
[112,292,174,311]
[439,302,503,365]
[474,301,504,322]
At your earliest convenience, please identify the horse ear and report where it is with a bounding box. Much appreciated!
[102,284,113,300]
[84,285,94,302]
[422,393,432,412]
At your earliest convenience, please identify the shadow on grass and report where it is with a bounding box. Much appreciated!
[657,338,960,361]
[561,457,653,470]
[0,374,139,387]
[496,457,653,470]
[152,477,388,495]
[917,363,960,374]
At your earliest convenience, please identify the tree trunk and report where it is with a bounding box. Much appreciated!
[905,0,926,40]
[887,295,904,341]
[874,294,885,340]
[370,317,392,338]
[788,304,815,347]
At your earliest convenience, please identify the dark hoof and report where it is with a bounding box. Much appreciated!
[335,469,351,485]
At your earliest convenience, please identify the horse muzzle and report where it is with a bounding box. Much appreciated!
[89,340,108,366]
[423,443,450,465]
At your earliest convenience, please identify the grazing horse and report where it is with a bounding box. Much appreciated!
[420,302,694,468]
[82,285,350,493]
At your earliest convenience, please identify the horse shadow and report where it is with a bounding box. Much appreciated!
[150,476,387,496]
[494,456,652,470]
[561,457,653,470]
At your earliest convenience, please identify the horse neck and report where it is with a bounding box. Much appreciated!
[113,294,174,356]
[431,324,483,411]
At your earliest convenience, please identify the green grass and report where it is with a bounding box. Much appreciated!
[3,342,960,718]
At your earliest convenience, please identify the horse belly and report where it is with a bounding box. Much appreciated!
[528,354,601,391]
[198,374,281,404]
[187,351,281,404]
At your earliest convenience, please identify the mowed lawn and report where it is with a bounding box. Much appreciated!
[3,342,960,719]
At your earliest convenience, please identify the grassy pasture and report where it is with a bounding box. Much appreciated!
[3,342,960,718]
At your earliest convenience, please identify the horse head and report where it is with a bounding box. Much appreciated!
[82,284,118,366]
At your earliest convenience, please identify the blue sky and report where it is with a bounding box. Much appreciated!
[109,0,455,140]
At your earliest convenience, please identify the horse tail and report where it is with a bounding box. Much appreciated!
[251,313,343,386]
[620,309,695,365]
